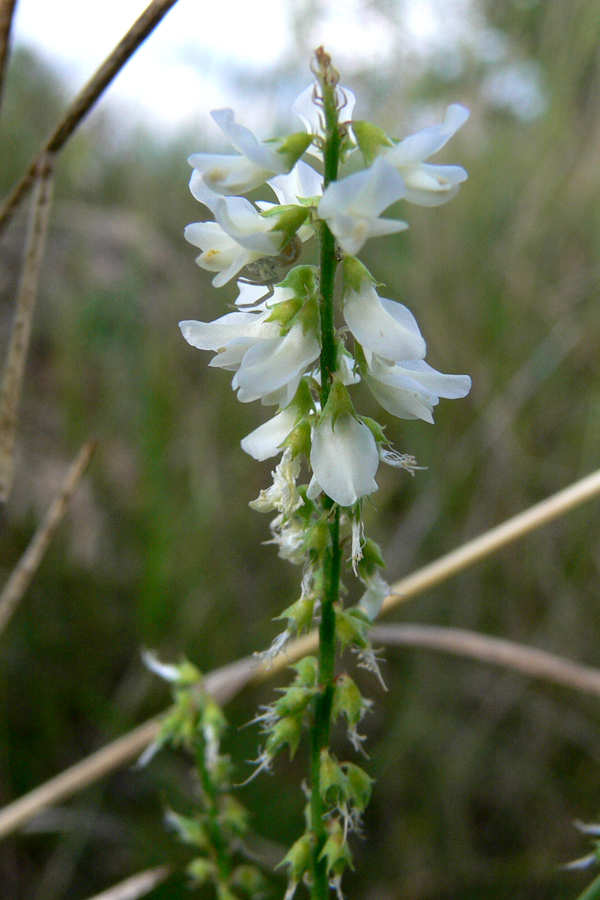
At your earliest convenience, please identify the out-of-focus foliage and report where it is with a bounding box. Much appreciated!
[2,1,600,898]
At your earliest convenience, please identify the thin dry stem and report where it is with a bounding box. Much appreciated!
[372,625,600,697]
[0,154,55,500]
[0,0,17,118]
[3,464,600,840]
[0,0,180,236]
[82,867,170,900]
[0,439,97,638]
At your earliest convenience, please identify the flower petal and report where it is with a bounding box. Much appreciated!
[310,414,379,506]
[241,407,298,460]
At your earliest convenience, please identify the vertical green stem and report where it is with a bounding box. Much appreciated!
[310,48,343,900]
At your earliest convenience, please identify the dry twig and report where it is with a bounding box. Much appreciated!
[372,625,600,697]
[0,439,97,637]
[0,0,180,235]
[82,866,169,900]
[0,0,17,118]
[0,154,54,500]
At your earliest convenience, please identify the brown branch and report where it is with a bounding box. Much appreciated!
[82,866,170,900]
[0,154,54,500]
[0,440,97,638]
[3,464,600,840]
[372,625,600,698]
[0,0,17,118]
[0,0,180,235]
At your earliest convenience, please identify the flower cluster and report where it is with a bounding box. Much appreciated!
[181,75,470,511]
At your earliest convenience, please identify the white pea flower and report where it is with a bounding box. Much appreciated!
[184,219,282,288]
[364,353,471,424]
[381,104,469,206]
[342,258,426,362]
[233,323,320,406]
[308,414,379,507]
[179,309,279,371]
[266,512,307,565]
[318,157,407,256]
[188,108,311,196]
[241,406,299,461]
[249,448,304,516]
[268,159,323,207]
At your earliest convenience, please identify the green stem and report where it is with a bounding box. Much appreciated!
[310,49,343,900]
[195,743,231,886]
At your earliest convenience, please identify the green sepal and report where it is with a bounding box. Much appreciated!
[273,131,315,166]
[274,684,315,719]
[187,857,217,886]
[319,378,356,430]
[352,120,393,166]
[289,656,319,688]
[335,606,370,650]
[264,296,303,329]
[279,264,319,300]
[218,795,249,837]
[342,255,376,295]
[276,595,315,634]
[277,831,314,881]
[203,696,228,741]
[358,537,386,572]
[304,517,331,558]
[166,811,210,850]
[231,864,270,897]
[360,416,387,445]
[319,749,346,806]
[216,884,239,900]
[282,420,311,457]
[331,674,364,729]
[342,762,374,811]
[265,715,303,759]
[319,819,354,876]
[261,204,309,242]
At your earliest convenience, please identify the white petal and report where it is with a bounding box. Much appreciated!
[343,281,426,361]
[268,160,323,205]
[234,324,320,402]
[189,155,271,197]
[397,360,472,399]
[211,108,287,173]
[241,407,298,460]
[310,415,379,507]
[386,104,469,166]
[292,83,323,134]
[358,572,390,621]
[179,311,270,352]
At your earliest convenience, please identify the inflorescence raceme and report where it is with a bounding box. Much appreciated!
[179,48,471,900]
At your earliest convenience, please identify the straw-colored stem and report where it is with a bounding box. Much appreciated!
[0,440,97,638]
[3,464,600,840]
[0,154,54,500]
[371,624,600,698]
[0,0,17,119]
[0,0,180,236]
[82,866,170,900]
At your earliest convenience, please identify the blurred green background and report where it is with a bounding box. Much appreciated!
[3,0,600,898]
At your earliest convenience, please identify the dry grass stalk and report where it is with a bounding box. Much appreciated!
[0,154,54,500]
[82,866,170,900]
[0,439,97,637]
[372,625,600,697]
[0,0,180,236]
[0,0,17,117]
[2,464,600,840]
